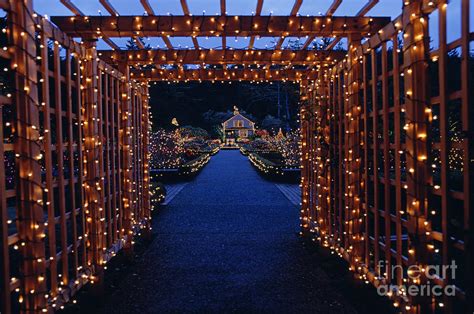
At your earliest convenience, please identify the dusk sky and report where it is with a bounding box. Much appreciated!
[31,0,469,50]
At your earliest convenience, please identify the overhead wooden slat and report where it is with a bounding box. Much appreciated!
[161,36,173,49]
[192,37,200,49]
[221,0,226,49]
[98,49,345,65]
[179,0,199,49]
[356,0,379,16]
[325,37,340,50]
[102,36,120,50]
[255,0,264,14]
[99,0,119,16]
[51,15,391,38]
[248,0,264,49]
[140,0,155,15]
[289,0,303,15]
[131,68,318,81]
[60,0,83,15]
[180,0,191,15]
[274,37,284,49]
[326,0,342,15]
[301,36,315,49]
[325,0,378,51]
[301,0,342,50]
[220,0,226,15]
[134,36,145,49]
[138,0,175,49]
[274,0,301,49]
[323,0,346,50]
[60,0,120,50]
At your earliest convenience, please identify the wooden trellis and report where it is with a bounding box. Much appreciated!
[301,0,473,312]
[0,0,472,313]
[0,1,150,312]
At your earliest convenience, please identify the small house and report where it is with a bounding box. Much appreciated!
[222,107,255,146]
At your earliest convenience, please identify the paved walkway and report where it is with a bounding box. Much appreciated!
[275,183,301,206]
[162,183,188,205]
[96,150,383,313]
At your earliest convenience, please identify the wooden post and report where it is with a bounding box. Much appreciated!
[315,71,331,246]
[346,34,364,265]
[9,0,47,311]
[299,80,311,236]
[141,84,152,239]
[0,15,11,313]
[38,19,59,299]
[118,63,134,258]
[53,41,69,287]
[402,1,431,311]
[82,39,105,287]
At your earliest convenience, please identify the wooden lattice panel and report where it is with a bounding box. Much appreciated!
[301,1,473,312]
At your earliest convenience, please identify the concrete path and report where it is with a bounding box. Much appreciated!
[275,183,301,206]
[97,150,370,313]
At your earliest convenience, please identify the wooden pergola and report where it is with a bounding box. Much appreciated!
[0,0,472,313]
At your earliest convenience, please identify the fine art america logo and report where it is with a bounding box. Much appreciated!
[376,260,457,297]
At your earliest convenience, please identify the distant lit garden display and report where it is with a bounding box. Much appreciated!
[241,129,300,180]
[149,127,219,180]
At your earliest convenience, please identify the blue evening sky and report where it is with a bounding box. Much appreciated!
[31,0,470,50]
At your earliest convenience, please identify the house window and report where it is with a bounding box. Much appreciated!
[233,120,243,127]
[234,120,244,128]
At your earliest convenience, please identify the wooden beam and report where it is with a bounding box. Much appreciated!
[52,15,391,38]
[0,0,8,10]
[140,0,155,15]
[98,49,345,65]
[99,0,119,16]
[131,68,318,81]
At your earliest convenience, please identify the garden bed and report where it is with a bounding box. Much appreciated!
[151,153,212,182]
[248,152,300,182]
[240,146,278,156]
